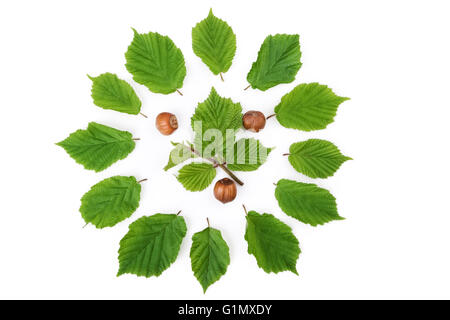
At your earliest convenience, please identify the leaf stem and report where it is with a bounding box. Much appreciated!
[207,217,210,227]
[133,138,141,141]
[140,112,148,118]
[188,144,244,185]
[177,210,182,216]
[138,178,148,183]
[266,113,276,120]
[244,85,251,91]
[176,89,183,96]
[242,204,248,216]
[282,153,290,156]
[218,164,244,186]
[220,73,224,82]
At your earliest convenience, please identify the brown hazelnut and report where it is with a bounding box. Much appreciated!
[213,178,237,204]
[242,111,266,132]
[156,112,178,135]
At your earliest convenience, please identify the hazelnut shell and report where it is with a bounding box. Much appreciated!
[213,178,237,204]
[156,112,178,135]
[243,111,266,132]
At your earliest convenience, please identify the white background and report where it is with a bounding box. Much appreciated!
[1,0,449,300]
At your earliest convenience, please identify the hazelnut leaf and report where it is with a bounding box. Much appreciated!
[274,83,350,131]
[247,34,301,91]
[88,73,141,115]
[226,138,273,172]
[191,87,242,157]
[275,179,344,226]
[176,163,217,192]
[118,214,187,277]
[245,211,300,274]
[192,9,236,75]
[80,176,141,228]
[288,139,352,178]
[190,226,230,293]
[125,29,186,94]
[56,122,135,172]
[164,143,196,171]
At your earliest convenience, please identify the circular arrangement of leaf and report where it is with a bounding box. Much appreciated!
[56,9,351,293]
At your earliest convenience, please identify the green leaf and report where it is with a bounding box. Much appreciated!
[88,73,141,115]
[177,163,216,191]
[245,211,300,274]
[80,176,141,228]
[117,214,187,277]
[190,226,230,292]
[226,138,272,172]
[191,87,242,158]
[164,143,195,171]
[125,29,186,94]
[56,122,135,172]
[192,9,236,75]
[191,87,242,134]
[274,83,350,131]
[275,179,344,226]
[247,34,301,91]
[288,139,352,178]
